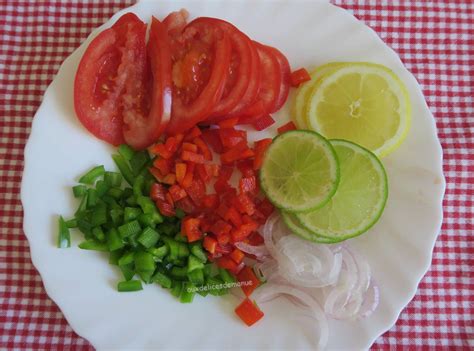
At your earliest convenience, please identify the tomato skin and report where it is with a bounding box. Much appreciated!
[188,18,253,119]
[122,17,173,150]
[266,45,291,113]
[166,24,232,135]
[224,39,261,119]
[237,41,281,121]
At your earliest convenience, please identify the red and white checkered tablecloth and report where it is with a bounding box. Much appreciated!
[0,0,472,349]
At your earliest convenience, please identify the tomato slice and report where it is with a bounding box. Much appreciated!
[237,41,281,121]
[166,22,232,135]
[188,18,253,120]
[266,45,291,112]
[122,17,172,150]
[74,14,145,146]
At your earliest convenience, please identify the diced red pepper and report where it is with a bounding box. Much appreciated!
[182,217,202,242]
[161,173,176,185]
[156,199,175,217]
[235,193,256,216]
[181,163,195,188]
[153,158,172,176]
[221,141,255,164]
[252,114,275,131]
[210,219,232,237]
[219,128,247,149]
[193,137,212,161]
[218,117,239,129]
[169,184,187,202]
[236,159,255,177]
[237,266,261,297]
[149,143,172,159]
[235,298,264,326]
[239,176,257,193]
[216,233,231,245]
[181,150,205,164]
[247,232,264,246]
[253,138,273,170]
[185,179,206,206]
[225,207,242,227]
[258,198,274,219]
[216,256,239,273]
[184,126,202,141]
[207,164,220,177]
[164,135,181,155]
[232,215,259,241]
[175,197,197,215]
[277,121,297,134]
[196,164,211,182]
[290,68,311,87]
[182,142,198,153]
[150,183,167,202]
[219,165,234,181]
[203,236,217,254]
[202,128,224,154]
[165,193,175,207]
[214,178,232,193]
[215,244,233,255]
[216,203,229,219]
[202,194,219,209]
[151,183,176,217]
[175,163,187,184]
[148,167,165,183]
[230,248,245,264]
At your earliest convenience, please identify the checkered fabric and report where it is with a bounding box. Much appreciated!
[0,0,472,349]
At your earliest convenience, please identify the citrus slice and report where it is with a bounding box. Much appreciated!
[259,130,339,213]
[282,211,339,244]
[306,62,411,157]
[292,63,345,129]
[295,139,388,241]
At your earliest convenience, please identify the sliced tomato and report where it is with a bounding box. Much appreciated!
[187,18,253,119]
[266,45,291,112]
[122,17,173,150]
[237,41,281,121]
[180,19,255,122]
[166,22,232,135]
[74,13,145,146]
[225,39,261,118]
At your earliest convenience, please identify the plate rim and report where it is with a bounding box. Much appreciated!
[20,1,446,349]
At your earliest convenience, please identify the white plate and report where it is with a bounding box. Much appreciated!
[21,0,445,349]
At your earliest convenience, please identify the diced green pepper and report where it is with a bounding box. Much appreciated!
[117,280,143,292]
[137,227,160,248]
[72,185,88,198]
[118,144,135,161]
[78,240,108,252]
[57,216,71,248]
[78,165,105,185]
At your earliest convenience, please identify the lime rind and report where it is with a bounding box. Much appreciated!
[259,130,340,213]
[305,62,411,158]
[282,211,343,244]
[295,139,388,241]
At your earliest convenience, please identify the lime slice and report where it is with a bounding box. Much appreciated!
[306,62,411,157]
[259,130,339,213]
[292,63,345,129]
[282,211,340,244]
[295,139,388,241]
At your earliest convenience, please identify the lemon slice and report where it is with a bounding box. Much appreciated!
[292,63,344,129]
[306,62,411,157]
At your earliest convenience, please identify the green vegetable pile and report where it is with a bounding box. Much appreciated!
[58,145,235,303]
